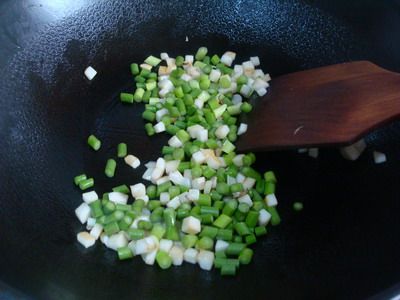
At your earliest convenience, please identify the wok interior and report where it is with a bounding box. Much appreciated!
[0,0,400,299]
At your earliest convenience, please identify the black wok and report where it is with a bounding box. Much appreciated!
[1,0,400,299]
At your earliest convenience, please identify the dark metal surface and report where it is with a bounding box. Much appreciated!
[0,0,400,299]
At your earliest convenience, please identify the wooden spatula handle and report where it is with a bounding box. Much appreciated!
[237,61,400,152]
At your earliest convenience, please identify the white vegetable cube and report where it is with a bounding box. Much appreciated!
[220,51,236,66]
[298,148,308,153]
[86,217,96,230]
[265,194,278,207]
[130,183,146,199]
[131,215,150,229]
[215,125,230,139]
[75,202,91,224]
[250,56,260,66]
[165,160,180,174]
[232,94,243,105]
[240,85,252,97]
[233,154,245,167]
[203,180,213,194]
[160,52,169,60]
[107,232,128,250]
[181,216,201,234]
[256,88,267,96]
[197,129,208,142]
[156,108,168,122]
[373,151,387,164]
[258,209,272,226]
[154,122,166,133]
[90,223,103,240]
[185,55,194,64]
[168,135,183,148]
[192,177,206,190]
[77,231,96,248]
[84,66,97,80]
[238,194,253,207]
[243,177,256,190]
[159,239,174,253]
[183,248,199,264]
[82,191,98,204]
[169,245,184,266]
[160,192,170,204]
[236,172,246,183]
[142,167,154,181]
[156,176,169,186]
[142,249,157,265]
[197,250,215,271]
[108,192,128,205]
[125,154,141,168]
[308,148,319,158]
[128,241,137,255]
[209,69,222,82]
[237,123,248,136]
[187,189,200,201]
[168,170,186,186]
[167,196,181,209]
[215,240,229,252]
[192,151,207,164]
[151,167,164,181]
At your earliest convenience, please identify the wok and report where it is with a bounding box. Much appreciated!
[1,0,400,299]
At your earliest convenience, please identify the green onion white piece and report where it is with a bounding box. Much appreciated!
[124,154,141,168]
[84,66,97,80]
[77,231,96,248]
[373,151,387,164]
[308,148,319,158]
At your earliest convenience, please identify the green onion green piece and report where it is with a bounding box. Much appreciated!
[138,220,153,231]
[151,224,166,240]
[213,200,225,210]
[216,182,230,196]
[146,184,157,199]
[213,214,232,229]
[199,226,219,239]
[79,178,94,190]
[201,214,214,224]
[113,210,124,221]
[217,229,233,241]
[118,215,133,231]
[117,246,133,260]
[239,248,253,265]
[264,170,277,183]
[230,183,243,193]
[240,102,252,113]
[112,184,130,194]
[130,63,140,75]
[264,182,275,195]
[245,211,260,228]
[175,56,184,66]
[105,159,117,178]
[156,250,172,269]
[222,140,235,154]
[74,174,87,186]
[293,202,304,211]
[104,222,119,236]
[117,143,127,158]
[254,226,267,237]
[222,200,237,216]
[234,222,251,236]
[182,234,198,249]
[145,123,155,136]
[245,234,256,245]
[214,258,240,269]
[89,200,103,218]
[120,92,134,104]
[103,201,116,215]
[267,206,281,226]
[198,194,211,206]
[215,251,227,259]
[87,135,101,151]
[195,47,208,61]
[127,228,145,240]
[142,110,156,122]
[196,236,214,250]
[144,55,161,67]
[221,264,236,276]
[225,242,246,256]
[200,206,219,217]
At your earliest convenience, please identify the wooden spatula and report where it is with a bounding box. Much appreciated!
[236,61,400,152]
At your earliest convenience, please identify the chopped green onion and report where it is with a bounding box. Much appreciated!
[105,159,117,178]
[87,135,101,151]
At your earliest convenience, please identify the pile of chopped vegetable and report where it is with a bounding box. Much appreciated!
[75,47,281,276]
